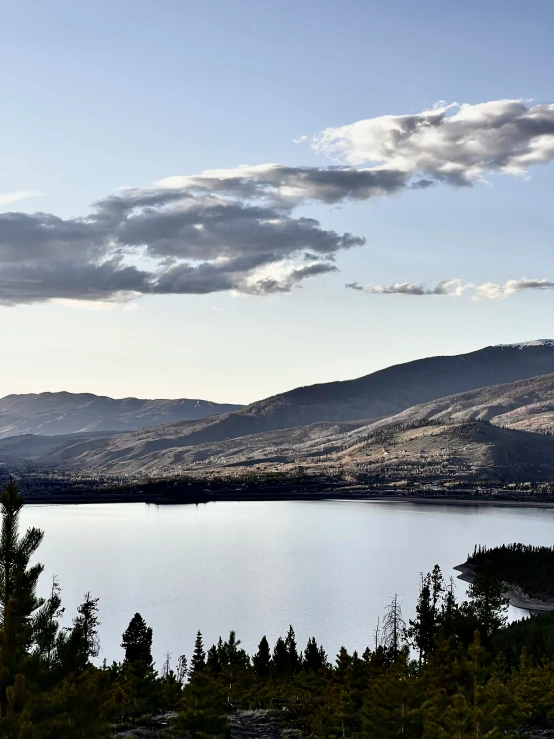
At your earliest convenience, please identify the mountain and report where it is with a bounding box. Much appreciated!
[35,339,554,455]
[31,372,554,478]
[0,392,242,438]
[362,372,554,433]
[6,341,554,479]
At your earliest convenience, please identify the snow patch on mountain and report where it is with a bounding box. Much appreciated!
[495,340,554,349]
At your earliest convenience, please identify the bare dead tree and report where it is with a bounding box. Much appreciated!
[383,593,405,660]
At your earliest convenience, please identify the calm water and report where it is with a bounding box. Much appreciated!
[21,500,554,668]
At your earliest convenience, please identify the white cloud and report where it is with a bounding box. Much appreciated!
[311,100,554,185]
[474,278,554,300]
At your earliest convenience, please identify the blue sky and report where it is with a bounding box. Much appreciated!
[1,0,553,403]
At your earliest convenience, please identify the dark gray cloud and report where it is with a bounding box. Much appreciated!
[0,259,151,306]
[157,165,409,205]
[0,185,363,304]
[0,212,103,263]
[345,282,364,291]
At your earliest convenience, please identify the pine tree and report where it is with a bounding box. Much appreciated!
[71,592,101,663]
[467,574,508,642]
[0,480,112,736]
[221,630,248,668]
[272,636,289,675]
[409,566,445,665]
[303,637,327,672]
[121,612,153,665]
[252,635,271,678]
[285,625,300,672]
[33,575,64,671]
[206,644,222,675]
[116,613,158,719]
[0,479,45,720]
[189,630,206,676]
[171,671,227,739]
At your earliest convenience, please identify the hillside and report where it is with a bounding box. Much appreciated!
[8,358,553,482]
[363,372,554,434]
[24,340,554,460]
[0,392,242,438]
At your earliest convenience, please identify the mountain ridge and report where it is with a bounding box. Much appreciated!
[63,340,554,453]
[0,392,243,438]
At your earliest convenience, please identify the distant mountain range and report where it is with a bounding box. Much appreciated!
[0,392,243,438]
[1,340,553,481]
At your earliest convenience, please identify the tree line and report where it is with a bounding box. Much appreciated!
[468,543,554,599]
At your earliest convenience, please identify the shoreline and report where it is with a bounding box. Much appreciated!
[18,489,554,508]
[454,562,554,613]
[324,496,554,509]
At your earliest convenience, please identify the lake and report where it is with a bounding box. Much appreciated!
[22,500,554,668]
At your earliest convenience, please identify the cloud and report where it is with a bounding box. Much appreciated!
[0,191,41,206]
[312,100,554,185]
[359,278,469,296]
[155,164,408,205]
[349,277,553,300]
[1,98,553,306]
[242,262,339,295]
[0,190,361,305]
[293,135,308,144]
[474,278,554,300]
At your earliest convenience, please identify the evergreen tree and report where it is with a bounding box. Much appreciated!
[206,644,222,675]
[408,566,445,665]
[272,636,289,675]
[121,612,153,665]
[171,671,226,739]
[285,624,300,672]
[440,577,459,642]
[335,646,352,677]
[33,575,64,671]
[0,479,45,721]
[71,592,101,663]
[303,637,327,672]
[467,574,508,642]
[189,630,206,675]
[0,480,112,736]
[220,630,248,668]
[252,635,271,678]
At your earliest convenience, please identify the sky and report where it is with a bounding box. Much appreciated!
[1,0,553,404]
